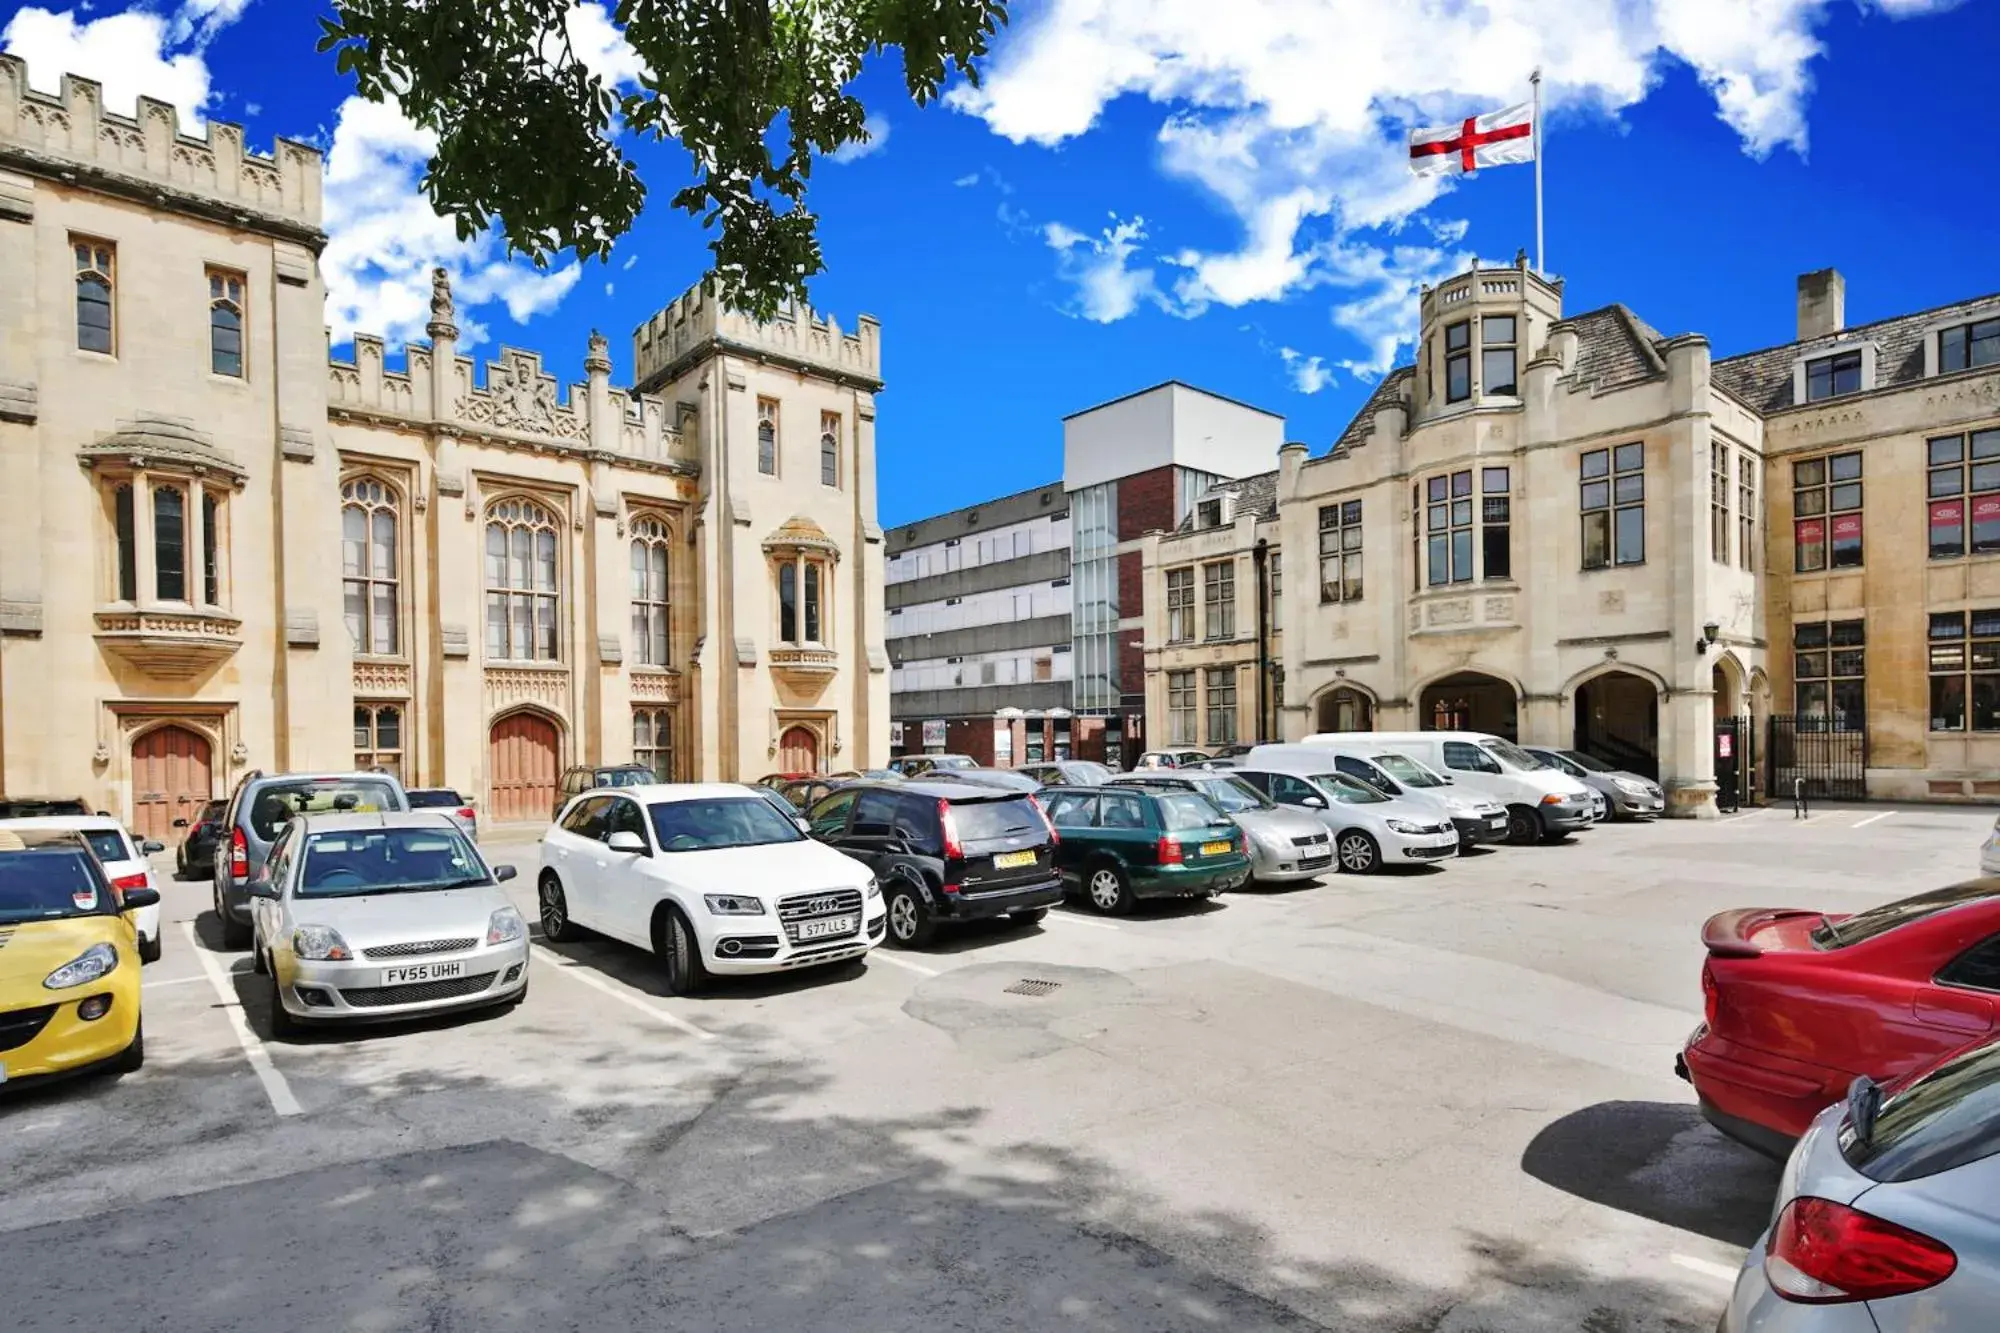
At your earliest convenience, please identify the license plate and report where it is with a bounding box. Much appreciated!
[382,961,464,985]
[1200,841,1232,856]
[993,850,1037,870]
[795,915,856,941]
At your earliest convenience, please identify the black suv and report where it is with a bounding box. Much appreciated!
[804,779,1062,947]
[551,765,656,822]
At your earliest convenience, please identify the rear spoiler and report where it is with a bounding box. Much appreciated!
[1700,908,1821,958]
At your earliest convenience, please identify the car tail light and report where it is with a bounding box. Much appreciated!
[111,872,149,892]
[938,800,965,861]
[230,827,248,877]
[1157,837,1184,865]
[1766,1196,1957,1304]
[1701,960,1719,1029]
[457,808,476,820]
[1032,797,1060,846]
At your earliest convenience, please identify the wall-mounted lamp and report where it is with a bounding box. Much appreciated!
[1694,620,1722,655]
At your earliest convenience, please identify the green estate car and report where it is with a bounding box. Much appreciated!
[1041,786,1250,914]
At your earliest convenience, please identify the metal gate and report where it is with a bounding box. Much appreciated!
[1767,715,1866,801]
[1714,715,1755,811]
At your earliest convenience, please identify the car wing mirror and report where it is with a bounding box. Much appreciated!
[1301,795,1327,809]
[793,817,812,834]
[141,839,166,854]
[606,831,647,854]
[121,886,162,911]
[171,817,190,828]
[492,864,519,882]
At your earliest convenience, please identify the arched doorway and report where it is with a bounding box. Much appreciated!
[1574,670,1661,779]
[1420,672,1519,739]
[132,724,212,841]
[777,725,820,774]
[1315,687,1374,733]
[490,711,559,823]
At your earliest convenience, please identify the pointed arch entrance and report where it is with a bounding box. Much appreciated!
[131,724,213,841]
[490,710,560,822]
[1574,669,1661,779]
[777,725,821,774]
[1420,672,1519,739]
[1315,686,1375,733]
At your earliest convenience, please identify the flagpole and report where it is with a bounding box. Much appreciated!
[1531,67,1545,276]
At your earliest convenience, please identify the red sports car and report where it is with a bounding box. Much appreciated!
[1680,877,2000,1159]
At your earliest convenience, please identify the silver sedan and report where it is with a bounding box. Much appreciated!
[1110,773,1331,882]
[1719,1034,2000,1330]
[247,810,528,1037]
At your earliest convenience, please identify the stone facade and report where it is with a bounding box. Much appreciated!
[1141,257,2000,811]
[0,57,887,834]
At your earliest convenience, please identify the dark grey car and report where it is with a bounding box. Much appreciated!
[211,771,408,948]
[1522,747,1664,819]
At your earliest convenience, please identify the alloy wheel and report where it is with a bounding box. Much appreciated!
[1089,870,1123,910]
[889,894,919,942]
[540,881,566,938]
[1338,833,1377,873]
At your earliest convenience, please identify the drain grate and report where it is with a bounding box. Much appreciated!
[1003,978,1062,997]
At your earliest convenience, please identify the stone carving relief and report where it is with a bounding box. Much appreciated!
[485,666,568,716]
[1483,596,1516,621]
[458,351,588,442]
[1427,599,1472,627]
[1598,590,1626,614]
[353,661,413,697]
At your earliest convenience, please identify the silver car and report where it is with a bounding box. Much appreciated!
[1720,1034,2000,1330]
[406,787,478,841]
[1322,751,1510,850]
[1015,760,1118,788]
[247,811,528,1036]
[1523,747,1664,819]
[1111,773,1332,882]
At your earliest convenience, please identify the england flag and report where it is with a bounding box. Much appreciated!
[1409,103,1535,177]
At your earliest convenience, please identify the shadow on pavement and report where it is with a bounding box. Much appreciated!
[1521,1099,1782,1247]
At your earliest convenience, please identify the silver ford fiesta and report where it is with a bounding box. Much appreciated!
[247,810,529,1036]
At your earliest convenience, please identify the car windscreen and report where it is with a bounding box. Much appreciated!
[1562,750,1615,773]
[0,799,90,819]
[947,797,1043,843]
[406,790,465,808]
[297,827,487,897]
[598,769,653,787]
[929,756,976,771]
[1066,762,1115,784]
[1316,773,1389,805]
[648,797,805,851]
[1191,777,1269,812]
[249,779,401,841]
[81,830,133,863]
[1371,753,1444,789]
[0,846,115,921]
[1842,1038,2000,1182]
[1159,792,1229,831]
[1531,750,1583,777]
[1813,881,2000,949]
[1483,740,1545,771]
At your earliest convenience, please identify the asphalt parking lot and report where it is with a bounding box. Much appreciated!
[3,801,1993,1332]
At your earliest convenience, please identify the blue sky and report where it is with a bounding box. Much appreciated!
[4,0,1995,528]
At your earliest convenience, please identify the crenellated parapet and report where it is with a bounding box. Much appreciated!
[328,272,693,471]
[0,55,323,242]
[631,278,882,393]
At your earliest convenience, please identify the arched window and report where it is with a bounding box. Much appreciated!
[73,238,114,354]
[208,268,245,377]
[633,707,673,781]
[629,516,671,667]
[819,412,840,488]
[354,703,403,781]
[153,483,188,601]
[757,398,778,475]
[485,498,560,661]
[342,478,400,655]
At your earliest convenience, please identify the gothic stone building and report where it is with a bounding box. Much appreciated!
[0,58,889,835]
[1141,257,2000,811]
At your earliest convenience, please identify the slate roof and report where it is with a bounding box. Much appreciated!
[1711,290,2000,415]
[1175,469,1279,533]
[1329,368,1415,457]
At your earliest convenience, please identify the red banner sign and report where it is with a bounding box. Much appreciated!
[1795,518,1826,545]
[1932,500,1966,527]
[1975,496,2000,523]
[1831,514,1862,541]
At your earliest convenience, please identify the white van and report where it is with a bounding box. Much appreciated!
[1245,742,1508,850]
[1298,731,1594,845]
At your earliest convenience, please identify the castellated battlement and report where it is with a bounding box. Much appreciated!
[631,277,881,392]
[0,54,323,233]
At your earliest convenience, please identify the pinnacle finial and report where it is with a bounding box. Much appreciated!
[426,266,458,342]
[585,327,612,376]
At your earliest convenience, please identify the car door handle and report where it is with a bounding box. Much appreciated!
[1915,990,1995,1034]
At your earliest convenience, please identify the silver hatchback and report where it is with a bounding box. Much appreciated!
[1110,773,1332,882]
[1720,1035,2000,1330]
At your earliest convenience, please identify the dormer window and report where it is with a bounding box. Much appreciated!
[1941,318,2000,374]
[1444,321,1471,403]
[1482,316,1518,396]
[1196,498,1223,528]
[1805,350,1862,402]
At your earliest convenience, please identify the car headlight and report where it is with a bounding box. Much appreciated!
[865,877,881,902]
[292,925,354,961]
[1385,819,1428,835]
[1613,778,1647,795]
[44,942,119,990]
[486,906,526,945]
[703,894,766,916]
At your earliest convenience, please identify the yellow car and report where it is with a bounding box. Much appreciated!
[0,828,155,1087]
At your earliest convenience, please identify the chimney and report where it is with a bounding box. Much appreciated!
[1796,268,1845,342]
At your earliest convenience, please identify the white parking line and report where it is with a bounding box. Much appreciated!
[1670,1253,1741,1285]
[179,921,303,1117]
[141,974,210,990]
[1852,810,1897,828]
[530,944,717,1042]
[869,951,939,978]
[1047,912,1121,931]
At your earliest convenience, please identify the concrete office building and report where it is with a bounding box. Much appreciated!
[888,382,1283,766]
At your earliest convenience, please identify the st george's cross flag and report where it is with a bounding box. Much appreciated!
[1408,103,1535,176]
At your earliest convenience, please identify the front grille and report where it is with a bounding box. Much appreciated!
[0,1003,57,1052]
[777,888,863,944]
[1290,834,1329,848]
[338,972,497,1008]
[362,937,479,960]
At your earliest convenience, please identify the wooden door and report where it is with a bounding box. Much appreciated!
[777,725,820,775]
[490,713,559,822]
[132,725,213,841]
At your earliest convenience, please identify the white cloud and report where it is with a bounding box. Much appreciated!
[2,8,212,123]
[560,2,645,85]
[621,253,638,270]
[1044,214,1167,323]
[1278,347,1332,394]
[950,0,1958,367]
[829,112,890,163]
[953,171,981,186]
[167,0,248,48]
